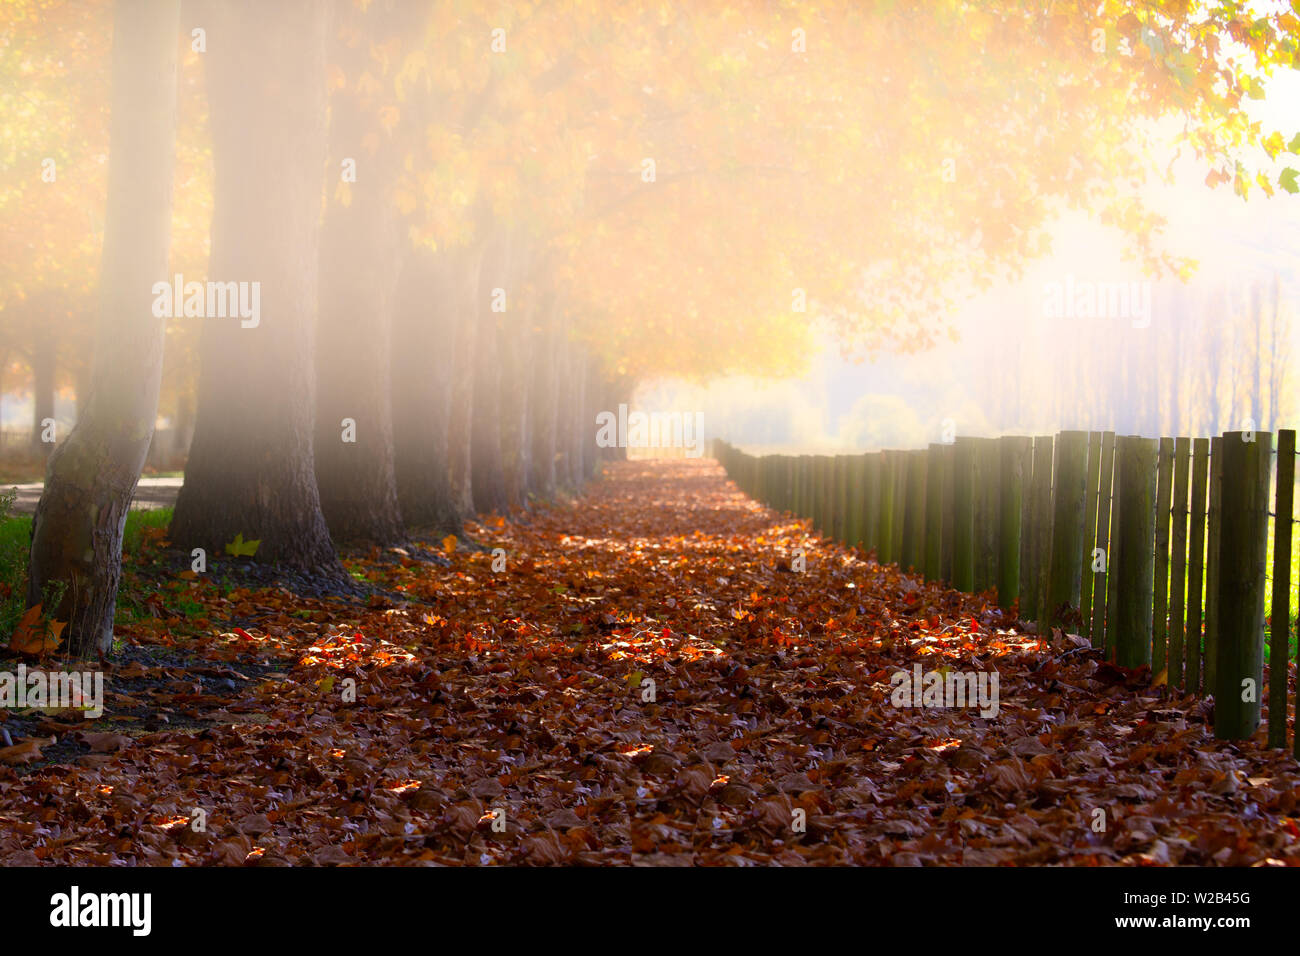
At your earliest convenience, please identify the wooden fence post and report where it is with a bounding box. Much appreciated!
[1089,432,1116,649]
[1152,438,1175,675]
[878,451,896,565]
[823,454,835,537]
[1186,438,1210,692]
[1206,436,1224,692]
[1272,430,1295,750]
[1214,430,1271,740]
[1169,438,1191,689]
[1047,430,1089,628]
[925,444,944,581]
[1026,435,1054,622]
[998,436,1030,611]
[1080,432,1103,643]
[974,438,1000,594]
[1112,436,1158,669]
[940,443,955,582]
[890,451,907,564]
[1018,438,1036,613]
[846,454,866,549]
[833,454,849,543]
[864,453,882,558]
[952,438,976,592]
[902,449,927,571]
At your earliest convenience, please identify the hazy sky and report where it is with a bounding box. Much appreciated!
[645,68,1300,452]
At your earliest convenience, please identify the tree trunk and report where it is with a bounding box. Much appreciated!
[26,0,181,658]
[393,248,454,529]
[528,296,560,499]
[499,297,534,509]
[170,0,339,572]
[444,243,483,527]
[471,235,510,516]
[313,3,403,546]
[30,323,55,455]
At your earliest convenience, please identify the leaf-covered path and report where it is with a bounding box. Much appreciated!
[4,459,1300,865]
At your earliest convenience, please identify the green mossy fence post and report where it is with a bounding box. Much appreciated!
[864,453,882,558]
[1080,432,1103,643]
[1214,430,1271,741]
[846,455,866,549]
[952,438,977,592]
[821,454,832,535]
[902,449,927,571]
[1112,436,1158,669]
[1271,430,1295,750]
[1206,436,1224,692]
[810,454,823,531]
[890,451,907,564]
[973,438,1000,594]
[792,455,803,517]
[806,454,817,526]
[1018,439,1035,613]
[998,436,1030,611]
[1089,432,1116,649]
[878,451,896,565]
[818,455,832,535]
[940,443,955,582]
[1026,435,1054,622]
[806,454,819,526]
[924,444,944,581]
[833,455,849,543]
[1152,438,1175,675]
[1048,430,1089,628]
[1169,438,1191,689]
[1186,438,1210,692]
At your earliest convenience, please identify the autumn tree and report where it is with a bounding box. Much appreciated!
[26,0,180,657]
[169,0,340,572]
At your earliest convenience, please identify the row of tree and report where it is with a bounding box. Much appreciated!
[5,0,1298,657]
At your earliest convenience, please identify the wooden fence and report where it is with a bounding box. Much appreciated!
[714,430,1298,750]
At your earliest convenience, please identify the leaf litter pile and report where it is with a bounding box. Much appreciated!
[3,459,1300,866]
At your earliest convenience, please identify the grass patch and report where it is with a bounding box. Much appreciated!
[0,505,174,643]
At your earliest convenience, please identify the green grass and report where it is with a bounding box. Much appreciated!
[0,506,174,642]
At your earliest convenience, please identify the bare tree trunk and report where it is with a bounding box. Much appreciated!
[445,243,483,525]
[471,235,509,516]
[27,0,180,658]
[499,295,534,509]
[393,248,452,529]
[313,0,404,546]
[170,0,339,573]
[30,322,55,455]
[528,295,561,498]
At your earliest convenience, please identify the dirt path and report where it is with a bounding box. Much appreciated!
[1,459,1298,865]
[5,477,182,515]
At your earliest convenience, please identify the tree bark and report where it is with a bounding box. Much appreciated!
[26,0,181,658]
[471,234,510,516]
[30,322,55,455]
[443,245,482,526]
[170,0,340,572]
[499,296,534,509]
[313,2,403,546]
[528,295,561,498]
[393,248,453,529]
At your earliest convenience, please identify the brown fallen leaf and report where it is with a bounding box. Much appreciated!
[0,737,47,765]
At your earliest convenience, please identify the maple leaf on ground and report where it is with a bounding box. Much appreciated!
[8,604,65,656]
[225,533,261,557]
